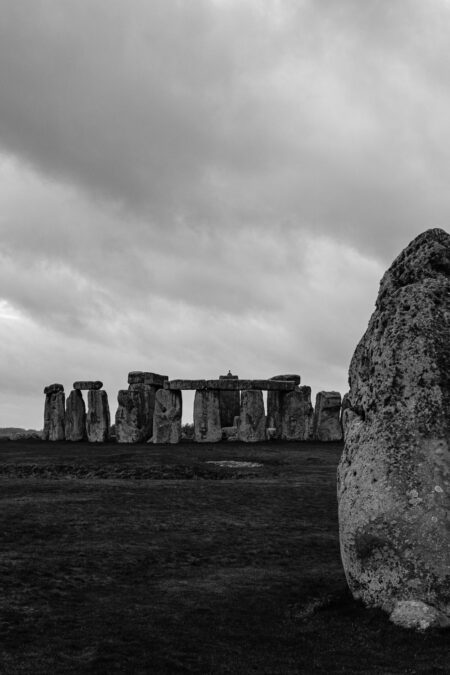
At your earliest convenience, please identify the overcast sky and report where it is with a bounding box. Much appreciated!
[1,0,449,428]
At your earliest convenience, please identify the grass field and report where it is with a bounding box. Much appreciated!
[0,440,448,674]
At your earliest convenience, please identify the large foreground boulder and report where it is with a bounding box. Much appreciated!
[338,229,450,630]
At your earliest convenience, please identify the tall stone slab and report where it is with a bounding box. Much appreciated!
[218,372,240,427]
[237,390,265,442]
[86,390,110,443]
[43,388,65,441]
[266,374,302,438]
[338,229,450,630]
[194,389,222,442]
[313,391,343,441]
[65,389,86,441]
[153,389,182,444]
[115,387,155,443]
[280,386,314,441]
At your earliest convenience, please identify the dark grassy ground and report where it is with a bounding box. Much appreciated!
[0,440,448,674]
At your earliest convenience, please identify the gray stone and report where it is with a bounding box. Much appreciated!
[237,390,265,442]
[128,371,168,387]
[86,390,110,442]
[270,373,301,385]
[115,387,155,443]
[340,392,351,434]
[338,228,450,629]
[194,389,222,442]
[221,426,238,441]
[43,383,64,395]
[65,390,86,441]
[218,372,240,427]
[167,379,297,391]
[280,386,314,441]
[313,391,343,441]
[43,390,65,441]
[73,380,103,390]
[153,389,182,444]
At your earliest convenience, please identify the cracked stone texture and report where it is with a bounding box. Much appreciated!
[237,390,265,442]
[115,387,156,443]
[266,374,302,439]
[86,390,110,442]
[153,389,182,444]
[65,389,86,441]
[338,228,450,628]
[194,389,222,443]
[313,391,343,441]
[43,390,65,441]
[280,386,314,441]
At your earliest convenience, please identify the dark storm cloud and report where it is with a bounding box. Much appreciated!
[1,0,449,260]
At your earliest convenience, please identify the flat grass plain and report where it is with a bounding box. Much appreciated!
[0,440,448,674]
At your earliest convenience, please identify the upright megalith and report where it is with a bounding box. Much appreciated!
[218,372,240,428]
[86,390,110,442]
[153,389,182,444]
[237,390,265,442]
[338,229,450,630]
[65,390,86,441]
[313,391,343,441]
[280,386,314,441]
[266,374,301,439]
[43,384,65,441]
[115,387,154,443]
[194,389,222,442]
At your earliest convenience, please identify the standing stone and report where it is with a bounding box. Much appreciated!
[65,390,86,441]
[218,372,240,427]
[237,390,265,442]
[338,229,450,630]
[313,391,343,441]
[280,386,314,441]
[266,374,302,438]
[86,390,110,443]
[44,383,64,395]
[43,389,65,441]
[194,390,222,443]
[153,389,182,444]
[115,387,155,443]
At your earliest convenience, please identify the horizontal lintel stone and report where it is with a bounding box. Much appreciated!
[128,371,169,386]
[166,379,298,391]
[73,381,103,390]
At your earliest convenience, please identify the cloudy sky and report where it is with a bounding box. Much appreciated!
[1,0,449,428]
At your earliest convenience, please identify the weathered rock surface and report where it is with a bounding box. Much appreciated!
[65,390,86,441]
[338,228,450,630]
[280,386,314,441]
[167,379,297,391]
[194,390,222,442]
[43,390,65,441]
[43,383,64,395]
[313,391,343,441]
[73,381,103,390]
[218,372,240,427]
[221,426,238,441]
[115,387,155,443]
[128,371,168,387]
[153,389,182,444]
[266,374,304,439]
[340,392,351,435]
[86,390,110,442]
[237,390,266,442]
